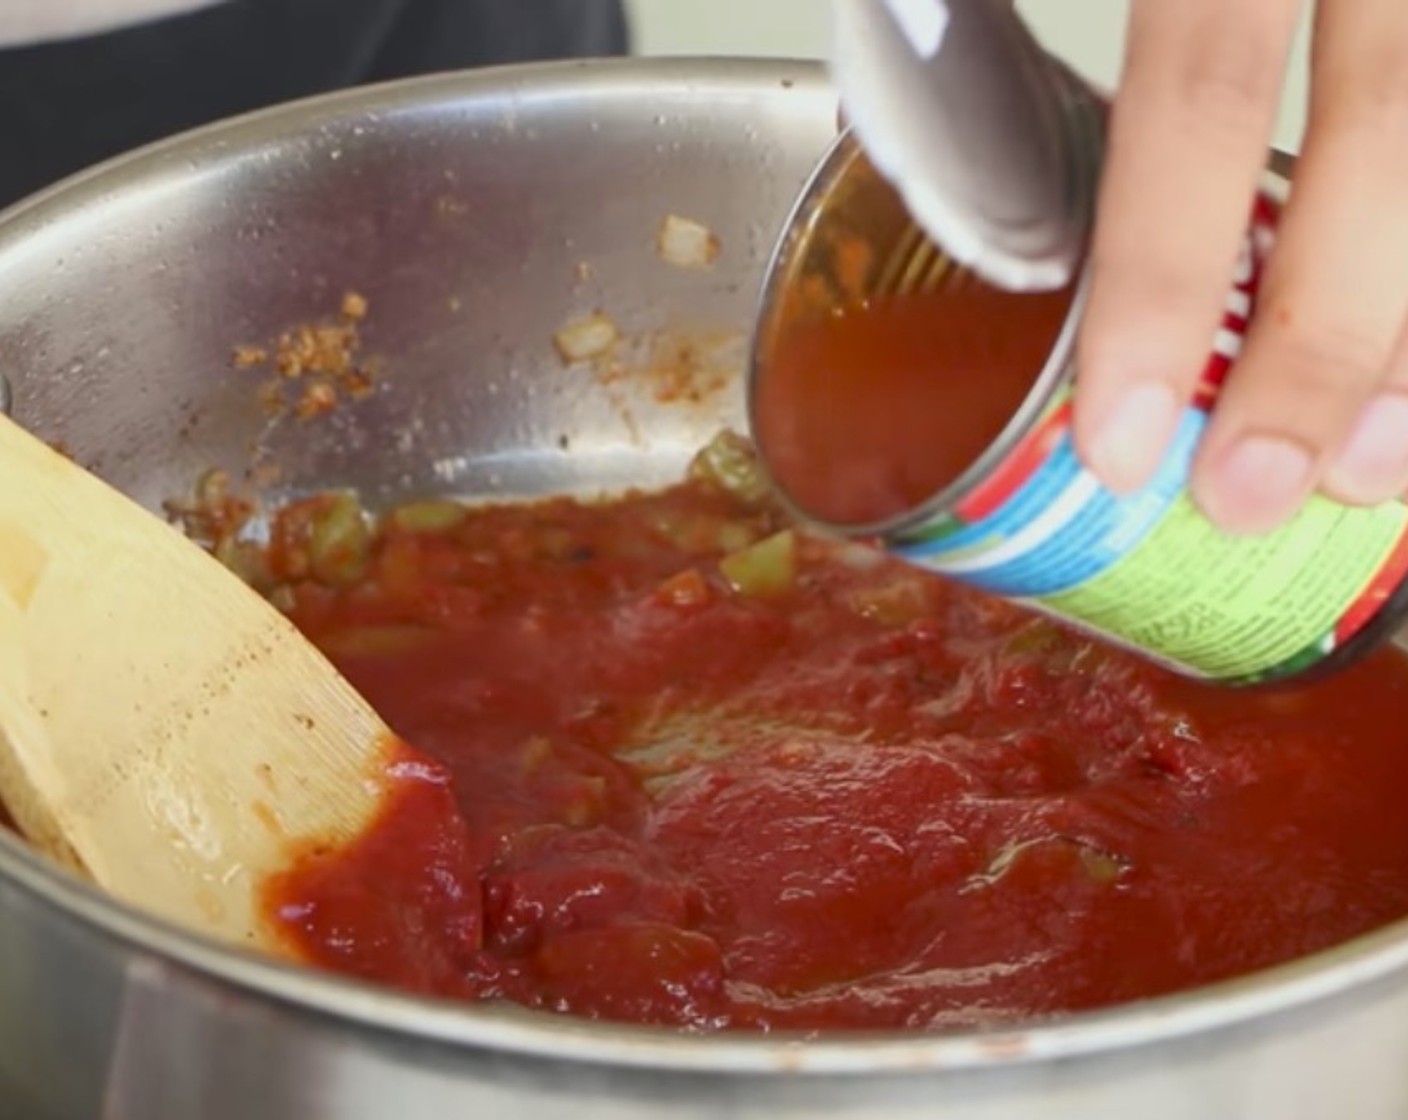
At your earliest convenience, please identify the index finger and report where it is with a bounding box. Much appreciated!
[1073,0,1303,493]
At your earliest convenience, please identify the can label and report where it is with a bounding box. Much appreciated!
[892,192,1408,682]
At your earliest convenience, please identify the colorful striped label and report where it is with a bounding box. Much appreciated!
[890,190,1408,682]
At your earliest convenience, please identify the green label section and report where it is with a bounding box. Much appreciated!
[1038,494,1408,679]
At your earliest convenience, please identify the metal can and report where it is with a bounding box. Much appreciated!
[749,2,1408,685]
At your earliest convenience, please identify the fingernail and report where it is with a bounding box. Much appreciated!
[1087,382,1182,493]
[1200,434,1314,535]
[1325,393,1408,504]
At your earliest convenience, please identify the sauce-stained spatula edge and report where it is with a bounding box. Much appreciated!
[0,413,394,949]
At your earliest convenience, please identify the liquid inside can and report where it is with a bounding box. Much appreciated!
[749,9,1408,686]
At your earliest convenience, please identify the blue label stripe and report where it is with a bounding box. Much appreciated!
[898,427,1088,557]
[897,408,1206,597]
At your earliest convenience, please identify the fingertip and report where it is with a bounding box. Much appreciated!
[1074,299,1196,494]
[1079,378,1183,495]
[1323,392,1408,506]
[1192,432,1316,535]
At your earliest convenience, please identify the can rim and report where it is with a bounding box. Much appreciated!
[747,74,1105,541]
[747,235,1093,541]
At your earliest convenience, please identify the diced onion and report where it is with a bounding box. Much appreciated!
[554,312,619,364]
[194,468,231,508]
[341,291,369,321]
[688,430,771,505]
[833,541,887,571]
[657,214,721,269]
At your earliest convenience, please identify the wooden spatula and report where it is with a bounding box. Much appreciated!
[0,412,393,949]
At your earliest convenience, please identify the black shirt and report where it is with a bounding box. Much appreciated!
[0,0,631,208]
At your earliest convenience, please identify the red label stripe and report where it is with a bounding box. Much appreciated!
[956,401,1073,522]
[1336,523,1408,644]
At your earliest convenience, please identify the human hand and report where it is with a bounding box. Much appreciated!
[1073,0,1408,535]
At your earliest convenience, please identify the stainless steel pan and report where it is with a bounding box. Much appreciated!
[0,58,1405,1120]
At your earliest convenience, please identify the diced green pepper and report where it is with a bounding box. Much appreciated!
[389,499,466,533]
[309,492,370,586]
[214,536,273,592]
[719,530,796,598]
[1079,848,1126,885]
[848,578,931,626]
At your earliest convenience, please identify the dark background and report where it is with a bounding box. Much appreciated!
[0,0,631,208]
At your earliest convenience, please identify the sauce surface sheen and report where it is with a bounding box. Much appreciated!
[262,468,1408,1031]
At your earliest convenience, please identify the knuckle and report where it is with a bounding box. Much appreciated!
[1120,3,1290,154]
[1181,65,1275,138]
[1084,255,1227,355]
[1171,21,1286,135]
[1316,58,1408,137]
[1232,308,1388,433]
[1089,234,1224,308]
[1269,310,1384,386]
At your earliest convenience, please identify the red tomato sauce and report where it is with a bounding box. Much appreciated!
[752,283,1071,526]
[260,466,1408,1031]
